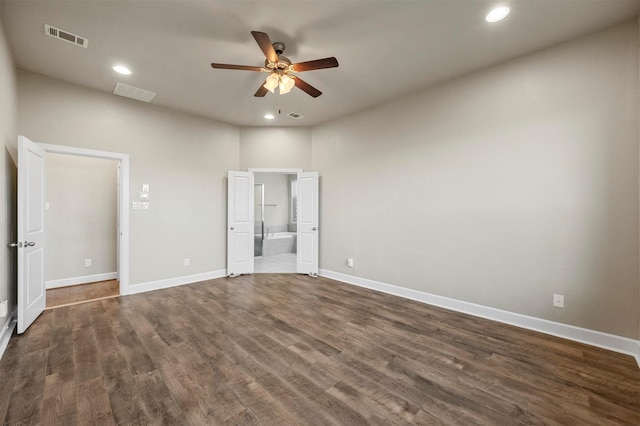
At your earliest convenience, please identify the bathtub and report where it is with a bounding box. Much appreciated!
[262,232,297,257]
[266,232,296,240]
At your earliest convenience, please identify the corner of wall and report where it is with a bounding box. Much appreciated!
[637,12,640,352]
[0,4,18,334]
[0,309,16,361]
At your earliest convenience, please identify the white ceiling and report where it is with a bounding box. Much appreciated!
[1,0,638,127]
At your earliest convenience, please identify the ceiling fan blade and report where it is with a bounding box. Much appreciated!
[251,31,278,63]
[292,57,339,72]
[211,63,264,72]
[254,81,269,97]
[294,77,322,98]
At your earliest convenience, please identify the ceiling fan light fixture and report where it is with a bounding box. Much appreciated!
[264,73,279,93]
[486,6,510,22]
[279,74,295,95]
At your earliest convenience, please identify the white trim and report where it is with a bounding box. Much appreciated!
[46,272,118,289]
[126,270,227,295]
[248,168,303,174]
[35,141,130,297]
[38,143,125,160]
[320,269,640,364]
[0,309,17,362]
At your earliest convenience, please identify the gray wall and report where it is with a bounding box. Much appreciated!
[312,21,640,339]
[0,9,17,321]
[240,127,311,170]
[17,71,239,286]
[45,154,117,283]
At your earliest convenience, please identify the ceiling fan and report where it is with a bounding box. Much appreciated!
[211,31,338,98]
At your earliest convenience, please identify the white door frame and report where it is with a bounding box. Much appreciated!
[248,168,304,174]
[38,143,130,295]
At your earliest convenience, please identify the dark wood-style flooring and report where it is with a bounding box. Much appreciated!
[1,274,639,425]
[46,280,120,309]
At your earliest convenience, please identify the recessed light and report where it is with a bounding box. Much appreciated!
[264,114,275,120]
[486,6,510,22]
[113,65,132,75]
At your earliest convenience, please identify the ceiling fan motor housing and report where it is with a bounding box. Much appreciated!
[264,42,292,70]
[272,42,285,54]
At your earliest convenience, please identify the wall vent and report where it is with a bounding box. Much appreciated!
[113,83,156,103]
[288,112,304,120]
[44,24,88,48]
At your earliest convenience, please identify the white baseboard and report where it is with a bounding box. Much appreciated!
[47,272,118,289]
[320,269,640,366]
[0,309,16,362]
[127,269,227,295]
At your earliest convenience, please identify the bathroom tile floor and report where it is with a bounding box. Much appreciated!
[254,253,297,273]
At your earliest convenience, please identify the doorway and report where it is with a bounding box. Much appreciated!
[38,143,130,296]
[227,168,318,276]
[44,153,120,308]
[253,172,298,273]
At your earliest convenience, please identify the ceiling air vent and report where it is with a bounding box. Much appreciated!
[288,112,304,120]
[44,24,88,48]
[113,83,156,103]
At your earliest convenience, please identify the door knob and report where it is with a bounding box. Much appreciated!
[312,227,317,231]
[9,242,21,248]
[230,227,235,230]
[26,241,36,247]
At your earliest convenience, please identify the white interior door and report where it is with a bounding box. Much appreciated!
[17,135,46,334]
[297,172,319,276]
[116,163,120,281]
[227,171,254,276]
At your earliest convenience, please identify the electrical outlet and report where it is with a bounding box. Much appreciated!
[85,258,92,267]
[0,300,7,317]
[347,258,354,268]
[184,258,190,267]
[553,294,564,308]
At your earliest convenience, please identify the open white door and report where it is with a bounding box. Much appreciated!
[17,136,46,334]
[297,172,319,276]
[227,171,254,276]
[116,163,120,282]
